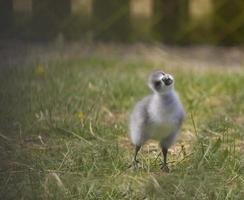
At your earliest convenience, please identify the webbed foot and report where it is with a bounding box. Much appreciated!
[128,159,140,169]
[160,162,170,173]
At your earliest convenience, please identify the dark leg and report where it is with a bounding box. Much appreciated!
[128,145,141,168]
[134,145,141,163]
[129,145,141,168]
[160,146,170,172]
[162,147,167,165]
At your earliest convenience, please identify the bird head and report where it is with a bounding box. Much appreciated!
[148,70,174,94]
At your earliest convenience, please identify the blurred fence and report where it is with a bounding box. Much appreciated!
[1,0,244,45]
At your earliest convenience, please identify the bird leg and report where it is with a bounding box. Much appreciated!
[160,147,170,172]
[132,145,141,167]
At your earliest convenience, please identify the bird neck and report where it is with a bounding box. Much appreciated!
[155,88,173,97]
[154,89,175,106]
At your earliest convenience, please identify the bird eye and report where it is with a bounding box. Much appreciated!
[154,81,161,88]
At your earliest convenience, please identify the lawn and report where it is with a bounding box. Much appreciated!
[0,45,244,199]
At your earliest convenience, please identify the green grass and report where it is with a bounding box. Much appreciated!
[0,53,244,200]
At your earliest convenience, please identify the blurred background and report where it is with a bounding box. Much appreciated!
[1,0,244,45]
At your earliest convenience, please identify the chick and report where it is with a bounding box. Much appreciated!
[129,70,185,171]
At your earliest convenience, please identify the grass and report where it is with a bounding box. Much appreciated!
[0,48,244,200]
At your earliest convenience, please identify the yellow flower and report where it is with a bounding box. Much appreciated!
[35,64,45,75]
[77,111,85,122]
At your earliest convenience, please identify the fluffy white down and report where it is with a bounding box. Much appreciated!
[129,90,185,147]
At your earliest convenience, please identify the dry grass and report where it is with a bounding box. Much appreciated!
[0,43,244,199]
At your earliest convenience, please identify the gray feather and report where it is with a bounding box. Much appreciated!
[129,70,185,150]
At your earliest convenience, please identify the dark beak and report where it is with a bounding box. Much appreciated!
[163,78,173,86]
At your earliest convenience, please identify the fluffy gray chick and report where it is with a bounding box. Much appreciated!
[129,70,185,171]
